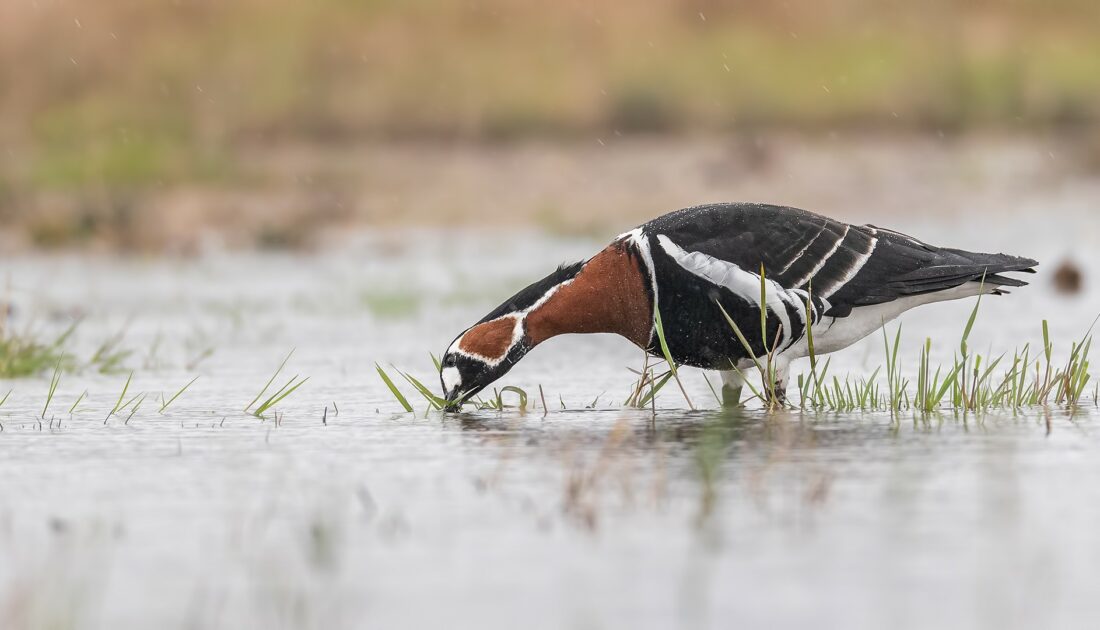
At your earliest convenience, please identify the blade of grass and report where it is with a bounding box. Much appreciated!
[399,370,448,410]
[654,306,694,410]
[41,354,63,419]
[159,376,199,413]
[499,385,529,410]
[702,374,722,406]
[68,390,87,414]
[716,302,767,378]
[106,370,133,421]
[637,371,674,408]
[125,393,147,424]
[376,363,413,412]
[254,376,310,417]
[245,349,294,413]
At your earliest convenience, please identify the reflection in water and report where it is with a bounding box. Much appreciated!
[448,406,1097,541]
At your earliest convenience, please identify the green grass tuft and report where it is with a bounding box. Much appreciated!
[245,350,295,413]
[252,375,309,419]
[105,371,134,422]
[0,324,75,379]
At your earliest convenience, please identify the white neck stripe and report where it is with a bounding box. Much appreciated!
[616,228,658,344]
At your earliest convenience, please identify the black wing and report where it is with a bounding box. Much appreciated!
[641,203,1037,317]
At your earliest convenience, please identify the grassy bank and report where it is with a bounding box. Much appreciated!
[0,133,1096,252]
[3,1,1100,194]
[3,1,1100,251]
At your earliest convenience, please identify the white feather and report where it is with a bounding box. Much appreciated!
[656,234,793,350]
[790,225,849,289]
[819,228,878,299]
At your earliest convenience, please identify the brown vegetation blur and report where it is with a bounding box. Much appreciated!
[2,0,1100,251]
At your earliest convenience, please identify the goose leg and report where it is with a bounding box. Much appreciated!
[719,370,744,407]
[769,356,792,405]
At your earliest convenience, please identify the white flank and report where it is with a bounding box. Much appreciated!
[782,281,990,359]
[818,228,878,299]
[790,225,849,289]
[656,234,793,350]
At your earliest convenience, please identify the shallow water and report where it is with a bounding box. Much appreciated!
[1,208,1099,629]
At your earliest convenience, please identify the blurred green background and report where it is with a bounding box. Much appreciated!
[2,0,1098,250]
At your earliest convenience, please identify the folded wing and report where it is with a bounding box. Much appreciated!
[643,203,1038,318]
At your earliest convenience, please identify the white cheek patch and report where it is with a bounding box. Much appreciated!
[441,366,462,393]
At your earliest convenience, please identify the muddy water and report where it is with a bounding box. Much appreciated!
[1,207,1099,629]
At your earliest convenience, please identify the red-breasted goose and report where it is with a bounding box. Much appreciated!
[440,202,1037,409]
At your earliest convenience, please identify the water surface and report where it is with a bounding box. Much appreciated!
[1,213,1099,629]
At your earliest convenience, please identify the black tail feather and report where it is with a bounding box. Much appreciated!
[883,253,1037,297]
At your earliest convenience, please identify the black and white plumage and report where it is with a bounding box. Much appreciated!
[440,202,1037,408]
[621,203,1036,397]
